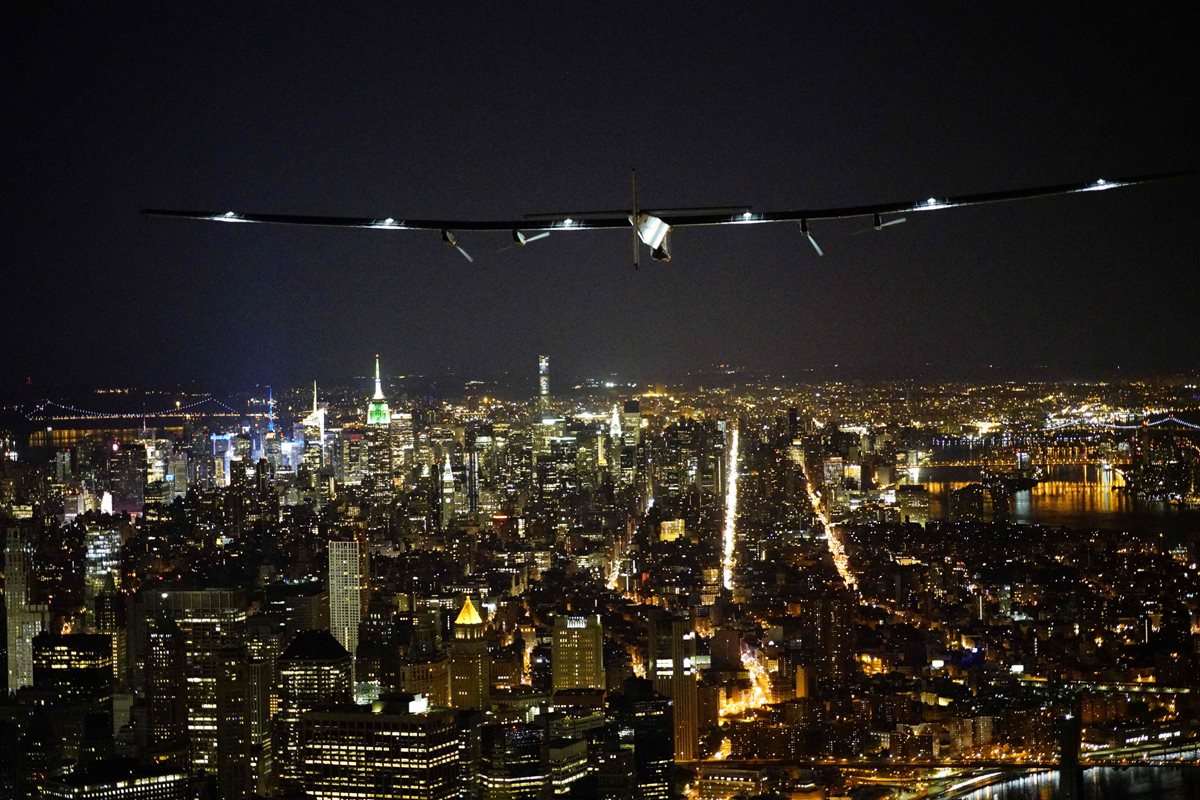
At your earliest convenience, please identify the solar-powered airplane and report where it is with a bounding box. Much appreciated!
[143,169,1191,267]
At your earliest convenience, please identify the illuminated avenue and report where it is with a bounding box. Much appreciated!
[1,366,1197,799]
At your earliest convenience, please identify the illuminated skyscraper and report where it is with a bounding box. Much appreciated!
[895,485,931,526]
[33,632,113,700]
[328,538,367,683]
[620,400,642,485]
[448,596,488,710]
[214,646,272,800]
[142,589,248,774]
[789,592,856,688]
[389,410,414,483]
[609,678,673,800]
[478,722,549,800]
[32,632,114,764]
[397,655,450,709]
[6,529,49,693]
[538,355,550,415]
[82,519,122,631]
[551,615,605,693]
[397,610,450,707]
[440,453,457,529]
[301,382,325,474]
[299,697,459,800]
[621,401,641,450]
[107,442,145,513]
[647,615,698,762]
[266,385,276,434]
[608,405,623,483]
[364,355,393,511]
[466,431,481,514]
[145,613,186,746]
[276,631,352,790]
[95,589,127,684]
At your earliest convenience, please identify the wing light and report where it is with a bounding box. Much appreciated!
[1080,178,1116,192]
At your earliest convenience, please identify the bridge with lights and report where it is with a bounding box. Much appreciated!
[26,396,249,422]
[21,396,263,448]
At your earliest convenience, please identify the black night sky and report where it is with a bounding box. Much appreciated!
[5,4,1197,391]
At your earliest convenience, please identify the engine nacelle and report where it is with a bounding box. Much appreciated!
[651,231,672,262]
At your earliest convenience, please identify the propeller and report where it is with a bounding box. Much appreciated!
[514,230,550,246]
[496,230,551,253]
[800,219,823,256]
[441,229,473,262]
[852,213,908,235]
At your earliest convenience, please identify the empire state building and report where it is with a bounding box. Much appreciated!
[364,354,393,512]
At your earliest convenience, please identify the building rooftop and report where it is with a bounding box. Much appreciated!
[47,757,184,788]
[455,595,483,626]
[280,630,351,662]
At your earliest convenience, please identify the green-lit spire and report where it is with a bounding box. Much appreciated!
[367,354,390,426]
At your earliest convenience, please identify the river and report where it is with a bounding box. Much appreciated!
[909,464,1200,539]
[952,766,1200,799]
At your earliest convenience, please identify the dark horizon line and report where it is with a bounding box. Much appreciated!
[4,363,1199,403]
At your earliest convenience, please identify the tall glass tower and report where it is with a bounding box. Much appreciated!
[6,531,47,692]
[538,354,550,397]
[328,538,366,688]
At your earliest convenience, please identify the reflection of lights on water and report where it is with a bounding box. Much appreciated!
[722,426,739,591]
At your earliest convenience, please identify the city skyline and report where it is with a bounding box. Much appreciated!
[2,349,1199,798]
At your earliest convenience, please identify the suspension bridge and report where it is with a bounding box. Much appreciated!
[25,396,249,422]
